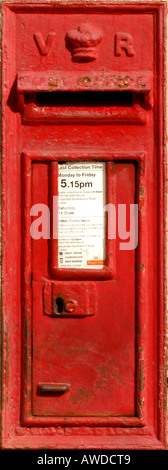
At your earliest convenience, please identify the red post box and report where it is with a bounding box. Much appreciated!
[1,2,167,449]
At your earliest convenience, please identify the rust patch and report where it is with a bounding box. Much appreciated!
[23,313,32,401]
[139,185,145,211]
[49,78,60,85]
[137,359,145,392]
[137,397,144,414]
[71,387,94,404]
[48,78,60,90]
[136,76,147,88]
[77,76,91,86]
[98,366,107,379]
[139,186,145,197]
[140,263,145,272]
[139,162,145,175]
[117,75,131,88]
[95,380,106,391]
[3,327,9,404]
[67,346,89,358]
[97,359,122,385]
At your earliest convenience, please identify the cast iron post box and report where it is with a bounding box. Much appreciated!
[1,2,167,449]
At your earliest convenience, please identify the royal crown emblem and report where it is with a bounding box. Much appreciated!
[65,23,102,63]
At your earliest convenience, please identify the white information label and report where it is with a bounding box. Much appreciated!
[58,162,106,269]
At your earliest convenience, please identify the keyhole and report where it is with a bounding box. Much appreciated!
[55,297,64,313]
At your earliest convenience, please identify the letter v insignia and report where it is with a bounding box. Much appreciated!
[34,32,56,55]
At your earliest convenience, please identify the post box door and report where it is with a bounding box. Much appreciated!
[31,161,135,418]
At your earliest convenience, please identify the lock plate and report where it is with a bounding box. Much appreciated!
[43,281,96,317]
